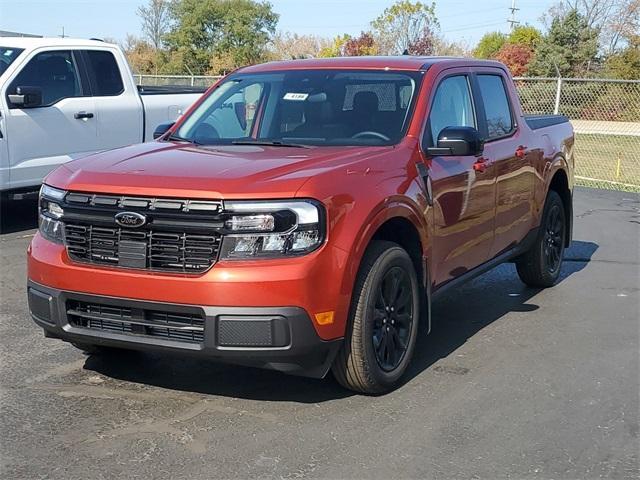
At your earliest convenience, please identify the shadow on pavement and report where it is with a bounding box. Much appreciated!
[83,240,599,402]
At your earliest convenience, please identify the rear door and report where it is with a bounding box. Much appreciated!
[472,70,535,258]
[79,48,143,149]
[422,69,496,285]
[2,49,97,189]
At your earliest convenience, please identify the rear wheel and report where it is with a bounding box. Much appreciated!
[332,241,420,394]
[516,190,566,287]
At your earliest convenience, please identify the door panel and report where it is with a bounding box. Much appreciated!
[82,49,142,149]
[4,97,97,187]
[429,156,496,285]
[424,71,496,286]
[484,135,535,257]
[473,72,535,257]
[3,49,97,188]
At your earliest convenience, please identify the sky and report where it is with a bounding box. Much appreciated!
[0,0,557,47]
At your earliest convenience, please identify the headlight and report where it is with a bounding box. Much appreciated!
[220,200,325,259]
[38,184,67,244]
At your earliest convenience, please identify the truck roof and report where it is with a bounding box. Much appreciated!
[0,37,117,50]
[240,56,507,73]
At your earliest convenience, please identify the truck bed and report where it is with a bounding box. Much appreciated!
[524,114,570,130]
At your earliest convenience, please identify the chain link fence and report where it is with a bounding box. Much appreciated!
[513,77,640,192]
[135,74,640,192]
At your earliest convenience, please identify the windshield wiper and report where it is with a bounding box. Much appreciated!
[231,139,311,149]
[166,134,201,145]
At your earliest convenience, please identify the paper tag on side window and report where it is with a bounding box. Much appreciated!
[283,93,309,101]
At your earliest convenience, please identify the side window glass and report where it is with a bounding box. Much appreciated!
[85,50,124,96]
[477,75,513,138]
[428,75,475,143]
[9,50,81,106]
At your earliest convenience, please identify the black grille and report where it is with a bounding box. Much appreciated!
[61,193,223,273]
[65,224,221,272]
[66,300,205,343]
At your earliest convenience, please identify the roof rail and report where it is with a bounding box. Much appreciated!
[89,37,104,42]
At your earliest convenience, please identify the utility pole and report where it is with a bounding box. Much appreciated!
[59,26,66,38]
[507,0,520,30]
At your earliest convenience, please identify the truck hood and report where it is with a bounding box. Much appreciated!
[46,141,393,199]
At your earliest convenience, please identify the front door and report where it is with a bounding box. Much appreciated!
[422,70,496,286]
[2,49,97,189]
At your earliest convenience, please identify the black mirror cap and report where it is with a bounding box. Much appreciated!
[8,86,43,108]
[153,121,175,139]
[426,126,484,157]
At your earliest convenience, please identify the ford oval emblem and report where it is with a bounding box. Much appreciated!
[115,211,147,228]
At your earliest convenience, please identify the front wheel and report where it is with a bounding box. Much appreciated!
[516,190,566,287]
[332,241,420,394]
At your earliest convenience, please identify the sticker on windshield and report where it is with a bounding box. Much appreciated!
[283,93,309,101]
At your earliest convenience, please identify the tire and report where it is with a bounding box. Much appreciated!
[70,342,114,355]
[332,240,420,394]
[516,190,566,288]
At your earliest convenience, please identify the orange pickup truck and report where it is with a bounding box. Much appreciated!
[28,56,574,393]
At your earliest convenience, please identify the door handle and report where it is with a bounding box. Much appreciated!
[74,111,94,120]
[472,158,487,173]
[515,145,527,159]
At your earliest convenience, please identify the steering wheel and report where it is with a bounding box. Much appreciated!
[351,131,390,141]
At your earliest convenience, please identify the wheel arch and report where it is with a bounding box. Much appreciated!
[339,201,431,336]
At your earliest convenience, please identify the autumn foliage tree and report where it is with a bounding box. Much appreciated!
[495,43,535,76]
[343,32,378,56]
[407,26,435,55]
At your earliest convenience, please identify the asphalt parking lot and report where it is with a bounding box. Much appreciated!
[0,187,638,479]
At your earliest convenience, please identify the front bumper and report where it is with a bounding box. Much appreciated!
[28,281,342,378]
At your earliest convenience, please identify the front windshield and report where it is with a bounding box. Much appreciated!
[176,69,423,147]
[0,47,24,77]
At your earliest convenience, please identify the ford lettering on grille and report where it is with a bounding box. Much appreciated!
[115,211,146,228]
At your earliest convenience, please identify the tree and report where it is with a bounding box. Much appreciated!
[495,43,534,76]
[604,34,640,78]
[166,0,278,75]
[318,34,351,58]
[343,32,378,56]
[121,34,160,75]
[546,0,639,54]
[529,9,599,76]
[269,32,331,60]
[407,26,435,55]
[371,1,439,55]
[136,0,171,49]
[473,31,507,58]
[432,36,471,56]
[507,25,542,49]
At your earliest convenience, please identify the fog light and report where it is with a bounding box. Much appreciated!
[314,311,334,325]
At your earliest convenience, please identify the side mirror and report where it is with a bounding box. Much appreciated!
[426,126,483,156]
[8,86,43,108]
[153,122,175,139]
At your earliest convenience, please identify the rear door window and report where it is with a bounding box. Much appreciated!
[84,50,124,96]
[8,50,82,106]
[477,74,513,139]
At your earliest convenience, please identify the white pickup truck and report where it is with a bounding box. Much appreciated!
[0,37,206,202]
